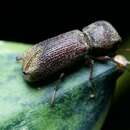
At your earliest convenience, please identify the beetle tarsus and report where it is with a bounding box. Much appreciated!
[89,81,96,99]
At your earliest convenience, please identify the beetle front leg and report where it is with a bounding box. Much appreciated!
[87,56,112,99]
[51,73,64,107]
[85,58,96,99]
[85,58,94,80]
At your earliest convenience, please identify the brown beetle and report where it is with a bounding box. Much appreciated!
[20,21,121,82]
[17,20,122,106]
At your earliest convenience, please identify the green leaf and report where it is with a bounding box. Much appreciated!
[0,41,122,130]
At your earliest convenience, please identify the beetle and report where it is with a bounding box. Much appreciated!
[17,20,122,106]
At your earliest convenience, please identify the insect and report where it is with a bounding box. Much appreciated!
[17,20,123,106]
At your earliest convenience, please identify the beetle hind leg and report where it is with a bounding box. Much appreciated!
[51,73,64,107]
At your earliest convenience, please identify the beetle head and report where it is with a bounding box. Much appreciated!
[83,21,121,56]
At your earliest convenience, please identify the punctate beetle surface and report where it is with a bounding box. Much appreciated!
[19,20,121,82]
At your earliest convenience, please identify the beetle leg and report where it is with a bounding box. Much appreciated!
[51,73,64,107]
[85,59,96,99]
[88,60,97,99]
[95,56,111,61]
[88,56,112,99]
[16,55,23,63]
[85,59,94,80]
[89,59,94,80]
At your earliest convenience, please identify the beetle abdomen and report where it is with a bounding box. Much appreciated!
[35,30,89,81]
[22,30,89,81]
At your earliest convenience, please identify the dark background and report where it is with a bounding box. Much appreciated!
[0,1,130,43]
[0,1,130,130]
